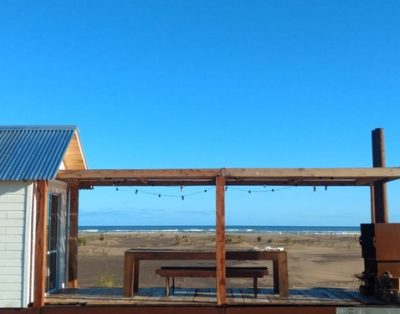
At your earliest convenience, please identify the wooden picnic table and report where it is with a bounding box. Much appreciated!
[123,249,289,297]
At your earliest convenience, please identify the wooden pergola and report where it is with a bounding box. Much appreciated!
[31,128,400,307]
[56,171,400,305]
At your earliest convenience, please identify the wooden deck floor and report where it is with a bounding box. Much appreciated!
[47,287,383,306]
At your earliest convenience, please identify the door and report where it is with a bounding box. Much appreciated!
[46,193,61,292]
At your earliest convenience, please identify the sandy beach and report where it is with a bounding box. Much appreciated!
[76,232,363,291]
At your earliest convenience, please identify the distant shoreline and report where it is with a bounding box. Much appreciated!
[78,225,361,235]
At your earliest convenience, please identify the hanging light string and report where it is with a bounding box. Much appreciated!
[132,187,212,200]
[126,185,299,199]
[226,186,294,194]
[112,184,325,199]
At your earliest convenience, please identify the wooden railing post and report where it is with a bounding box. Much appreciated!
[372,128,388,223]
[33,180,48,308]
[68,183,79,288]
[215,176,226,305]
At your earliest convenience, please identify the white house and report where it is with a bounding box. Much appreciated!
[0,126,87,308]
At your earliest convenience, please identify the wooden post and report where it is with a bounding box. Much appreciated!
[372,128,388,223]
[215,176,226,305]
[68,183,79,288]
[33,180,48,308]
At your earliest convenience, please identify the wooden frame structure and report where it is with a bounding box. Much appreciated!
[55,168,400,305]
[24,128,400,312]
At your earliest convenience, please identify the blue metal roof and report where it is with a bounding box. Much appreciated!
[0,126,77,180]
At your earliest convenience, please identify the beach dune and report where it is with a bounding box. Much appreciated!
[77,232,362,290]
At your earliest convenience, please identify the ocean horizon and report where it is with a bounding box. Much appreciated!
[79,225,360,235]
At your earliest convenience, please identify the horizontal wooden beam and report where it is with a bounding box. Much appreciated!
[221,167,400,179]
[57,169,221,180]
[56,167,400,188]
[78,180,216,189]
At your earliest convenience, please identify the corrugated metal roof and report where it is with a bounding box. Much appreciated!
[0,126,77,180]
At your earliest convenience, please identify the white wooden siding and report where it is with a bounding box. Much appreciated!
[0,181,33,308]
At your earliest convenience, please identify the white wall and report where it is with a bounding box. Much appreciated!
[0,181,33,308]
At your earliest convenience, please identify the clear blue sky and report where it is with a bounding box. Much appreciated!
[1,1,399,226]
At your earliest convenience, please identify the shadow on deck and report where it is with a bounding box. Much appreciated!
[47,287,384,306]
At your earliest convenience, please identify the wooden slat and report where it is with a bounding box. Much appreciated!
[123,254,133,297]
[68,183,79,288]
[57,169,221,180]
[33,180,48,308]
[223,167,400,180]
[62,132,87,170]
[277,253,289,297]
[215,176,226,305]
[46,287,381,306]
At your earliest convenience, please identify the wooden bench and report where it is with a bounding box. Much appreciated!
[156,266,268,297]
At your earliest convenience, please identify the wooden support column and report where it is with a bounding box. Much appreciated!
[68,183,79,288]
[372,128,389,223]
[33,180,48,308]
[215,176,226,305]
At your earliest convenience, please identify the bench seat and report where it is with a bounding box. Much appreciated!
[156,266,268,297]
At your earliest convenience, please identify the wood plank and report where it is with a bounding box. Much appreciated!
[33,180,48,308]
[46,287,371,307]
[56,167,400,187]
[223,167,400,179]
[57,169,221,180]
[68,183,79,288]
[156,266,268,278]
[318,288,345,303]
[215,176,226,305]
[123,254,133,296]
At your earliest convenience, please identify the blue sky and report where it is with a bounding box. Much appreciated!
[0,1,399,225]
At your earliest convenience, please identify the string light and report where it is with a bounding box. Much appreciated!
[228,186,293,193]
[119,185,302,200]
[131,187,212,199]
